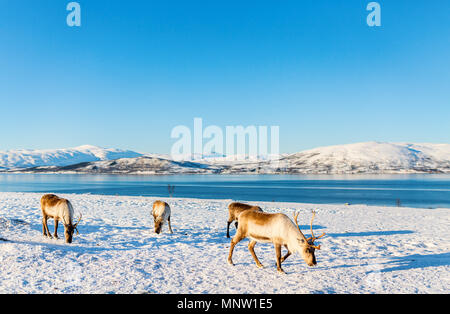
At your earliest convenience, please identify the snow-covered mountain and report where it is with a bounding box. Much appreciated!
[1,142,449,174]
[17,156,221,175]
[0,145,142,169]
[235,142,450,174]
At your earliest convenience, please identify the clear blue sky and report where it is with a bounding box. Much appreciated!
[0,0,449,154]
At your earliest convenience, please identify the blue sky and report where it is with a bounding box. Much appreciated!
[0,0,449,154]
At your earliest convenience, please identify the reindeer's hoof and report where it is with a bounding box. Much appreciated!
[256,264,264,269]
[277,268,286,274]
[227,259,234,266]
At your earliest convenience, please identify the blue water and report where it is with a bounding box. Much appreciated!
[0,174,449,208]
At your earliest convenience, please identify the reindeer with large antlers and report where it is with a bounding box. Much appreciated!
[40,194,82,244]
[227,209,325,274]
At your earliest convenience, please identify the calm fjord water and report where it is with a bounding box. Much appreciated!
[0,174,449,208]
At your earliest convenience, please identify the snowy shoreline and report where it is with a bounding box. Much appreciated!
[0,192,449,294]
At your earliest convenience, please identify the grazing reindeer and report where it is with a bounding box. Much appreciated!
[40,194,82,244]
[227,202,263,238]
[227,210,325,274]
[152,201,173,234]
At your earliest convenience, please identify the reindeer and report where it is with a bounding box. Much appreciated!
[152,201,173,234]
[40,194,82,244]
[227,210,325,274]
[227,202,263,238]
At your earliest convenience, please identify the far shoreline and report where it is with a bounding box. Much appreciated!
[1,172,450,177]
[1,174,449,209]
[0,190,448,210]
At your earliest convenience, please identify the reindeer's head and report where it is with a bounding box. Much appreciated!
[63,214,82,244]
[154,216,163,234]
[294,211,326,267]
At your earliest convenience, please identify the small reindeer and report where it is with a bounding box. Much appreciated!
[227,210,325,274]
[152,201,173,234]
[40,194,82,244]
[227,202,263,238]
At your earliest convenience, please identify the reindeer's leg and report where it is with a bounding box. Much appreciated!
[42,216,47,237]
[280,245,291,263]
[226,219,233,238]
[235,221,238,229]
[53,219,59,239]
[43,216,52,239]
[228,232,245,266]
[248,240,263,268]
[168,216,174,234]
[275,244,285,274]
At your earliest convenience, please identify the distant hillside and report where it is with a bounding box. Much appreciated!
[0,145,142,169]
[239,142,450,174]
[1,142,449,174]
[11,156,221,175]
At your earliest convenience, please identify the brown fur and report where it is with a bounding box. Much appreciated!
[152,200,167,209]
[249,234,271,242]
[226,202,263,238]
[228,211,317,274]
[152,201,173,234]
[40,194,80,243]
[41,194,69,217]
[228,211,286,272]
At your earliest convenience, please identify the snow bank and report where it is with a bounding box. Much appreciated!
[0,192,448,294]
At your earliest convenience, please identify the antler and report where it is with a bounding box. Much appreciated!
[306,210,326,249]
[293,212,310,245]
[74,213,82,235]
[307,210,326,242]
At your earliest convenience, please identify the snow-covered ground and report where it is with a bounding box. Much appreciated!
[0,192,448,294]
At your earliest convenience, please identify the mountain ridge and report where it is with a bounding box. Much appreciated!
[1,142,449,174]
[0,145,142,169]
